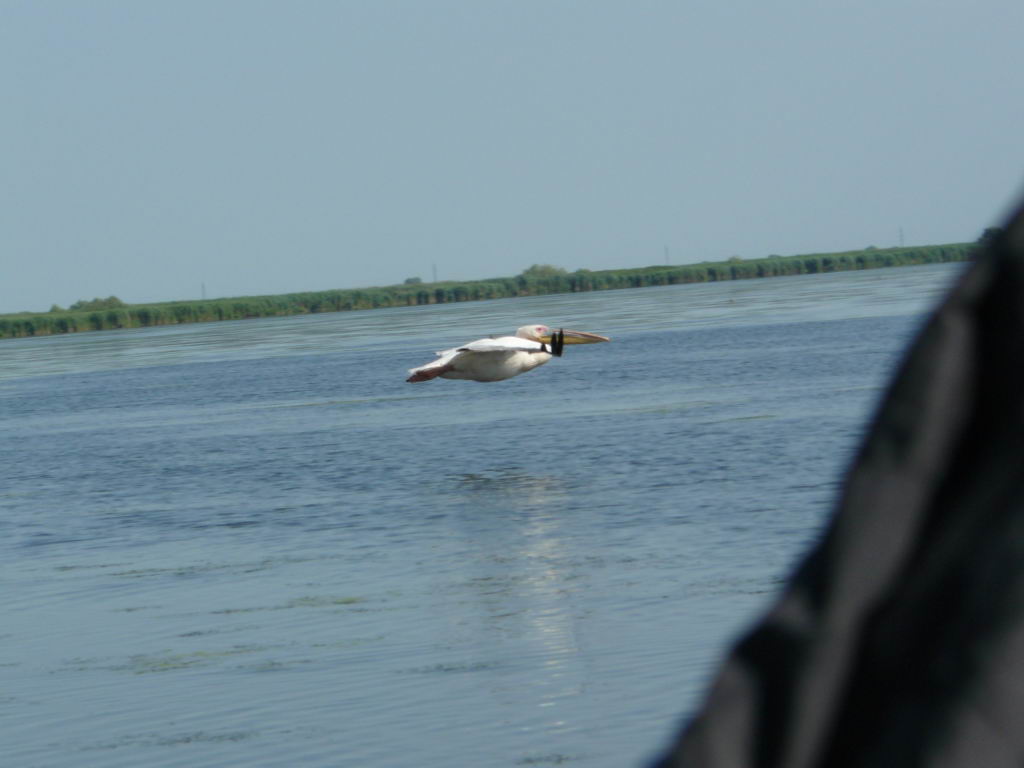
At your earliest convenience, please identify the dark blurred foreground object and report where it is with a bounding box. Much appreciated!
[653,203,1024,768]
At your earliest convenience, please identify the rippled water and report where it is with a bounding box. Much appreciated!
[1,264,964,767]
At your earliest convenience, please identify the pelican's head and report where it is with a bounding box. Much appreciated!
[515,324,611,345]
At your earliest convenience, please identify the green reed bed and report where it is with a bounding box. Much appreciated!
[0,242,975,339]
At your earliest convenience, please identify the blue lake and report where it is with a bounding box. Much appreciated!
[1,263,964,767]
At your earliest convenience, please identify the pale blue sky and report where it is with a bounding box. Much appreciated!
[3,0,1023,313]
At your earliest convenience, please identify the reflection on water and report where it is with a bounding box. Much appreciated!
[455,469,568,506]
[444,469,589,758]
[1,264,964,767]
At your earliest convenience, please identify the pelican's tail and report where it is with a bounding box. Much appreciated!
[407,363,453,382]
[406,349,458,382]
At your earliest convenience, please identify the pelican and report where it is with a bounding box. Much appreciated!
[406,324,610,383]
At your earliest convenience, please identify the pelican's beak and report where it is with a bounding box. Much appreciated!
[543,329,610,345]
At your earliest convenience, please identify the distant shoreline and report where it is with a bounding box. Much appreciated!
[0,243,975,340]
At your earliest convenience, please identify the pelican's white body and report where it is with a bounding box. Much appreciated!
[420,336,552,382]
[405,324,609,384]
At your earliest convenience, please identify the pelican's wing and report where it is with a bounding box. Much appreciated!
[456,336,544,353]
[406,347,461,381]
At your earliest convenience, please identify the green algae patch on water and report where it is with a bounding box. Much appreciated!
[55,645,275,675]
[285,595,365,608]
[124,645,270,674]
[83,730,258,751]
[401,660,506,675]
[210,594,367,615]
[516,754,582,765]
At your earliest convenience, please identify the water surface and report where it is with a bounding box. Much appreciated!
[1,264,964,767]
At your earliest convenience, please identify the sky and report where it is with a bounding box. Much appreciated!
[3,1,1024,313]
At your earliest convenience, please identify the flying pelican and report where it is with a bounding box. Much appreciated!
[406,324,610,383]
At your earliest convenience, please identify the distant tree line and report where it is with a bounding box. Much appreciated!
[0,242,977,339]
